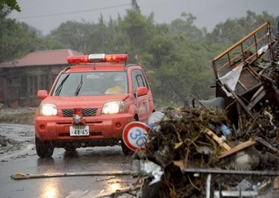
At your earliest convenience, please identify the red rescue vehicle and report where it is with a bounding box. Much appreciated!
[34,53,155,158]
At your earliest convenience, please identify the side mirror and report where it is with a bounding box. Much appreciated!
[137,87,148,97]
[37,90,48,99]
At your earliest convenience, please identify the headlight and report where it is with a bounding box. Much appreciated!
[39,104,58,116]
[102,101,124,114]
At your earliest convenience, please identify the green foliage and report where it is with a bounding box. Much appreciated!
[170,12,205,40]
[0,2,65,62]
[208,11,277,45]
[0,0,20,13]
[49,21,93,53]
[120,9,155,63]
[0,19,41,62]
[40,37,67,50]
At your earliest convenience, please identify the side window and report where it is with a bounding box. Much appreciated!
[132,69,149,92]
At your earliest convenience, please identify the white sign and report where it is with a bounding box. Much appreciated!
[122,122,149,151]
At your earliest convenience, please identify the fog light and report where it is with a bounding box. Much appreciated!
[115,122,121,128]
[39,124,45,130]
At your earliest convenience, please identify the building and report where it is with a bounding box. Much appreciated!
[0,49,83,108]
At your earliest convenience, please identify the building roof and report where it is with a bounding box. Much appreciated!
[0,49,83,68]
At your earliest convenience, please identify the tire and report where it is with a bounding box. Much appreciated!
[121,116,137,156]
[121,139,133,156]
[35,136,54,158]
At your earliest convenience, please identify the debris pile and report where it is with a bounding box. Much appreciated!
[132,22,279,198]
[134,106,279,198]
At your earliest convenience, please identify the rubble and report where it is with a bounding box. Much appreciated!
[129,21,279,198]
[133,106,279,197]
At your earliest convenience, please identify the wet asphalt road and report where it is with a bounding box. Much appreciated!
[0,124,137,198]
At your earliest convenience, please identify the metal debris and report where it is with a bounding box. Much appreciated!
[131,21,279,198]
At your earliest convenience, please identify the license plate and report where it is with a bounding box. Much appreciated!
[70,125,89,136]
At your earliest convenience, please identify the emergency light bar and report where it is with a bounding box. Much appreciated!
[67,54,128,64]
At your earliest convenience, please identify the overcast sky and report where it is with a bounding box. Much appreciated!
[9,0,279,35]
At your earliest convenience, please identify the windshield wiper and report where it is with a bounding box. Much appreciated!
[54,74,70,96]
[74,74,83,96]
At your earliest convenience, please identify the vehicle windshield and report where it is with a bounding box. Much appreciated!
[52,71,128,96]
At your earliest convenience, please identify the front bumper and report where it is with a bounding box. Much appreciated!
[35,113,133,143]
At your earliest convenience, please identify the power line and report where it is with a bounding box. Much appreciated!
[14,4,131,19]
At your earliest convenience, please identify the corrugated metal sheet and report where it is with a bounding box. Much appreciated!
[0,49,83,68]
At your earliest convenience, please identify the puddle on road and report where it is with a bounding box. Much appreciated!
[65,175,138,198]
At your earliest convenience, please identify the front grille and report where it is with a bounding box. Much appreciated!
[82,108,98,116]
[62,108,98,117]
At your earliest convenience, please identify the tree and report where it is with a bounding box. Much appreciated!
[150,37,215,106]
[208,11,277,45]
[144,14,214,106]
[120,9,155,63]
[0,0,20,12]
[40,36,67,50]
[49,21,93,53]
[0,18,42,62]
[0,1,54,62]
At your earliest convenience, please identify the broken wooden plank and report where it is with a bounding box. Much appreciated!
[247,86,265,111]
[224,83,255,119]
[218,140,257,159]
[273,177,279,191]
[184,168,279,176]
[11,171,137,180]
[255,136,279,153]
[259,74,279,119]
[204,128,231,151]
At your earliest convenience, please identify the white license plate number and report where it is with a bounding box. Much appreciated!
[70,125,89,136]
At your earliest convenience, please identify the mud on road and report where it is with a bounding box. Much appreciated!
[0,108,35,159]
[0,107,35,125]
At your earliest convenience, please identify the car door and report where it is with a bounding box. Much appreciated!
[131,69,150,122]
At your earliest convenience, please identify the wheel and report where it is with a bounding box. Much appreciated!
[35,136,54,158]
[121,116,137,156]
[121,139,133,156]
[64,146,76,152]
